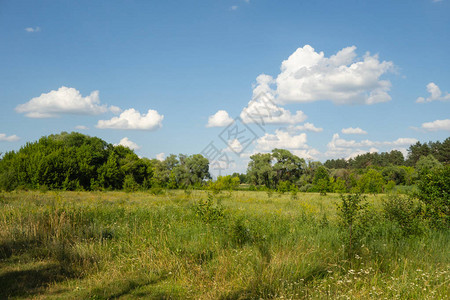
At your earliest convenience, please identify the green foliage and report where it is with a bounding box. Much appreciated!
[332,177,347,193]
[229,217,254,247]
[276,180,291,194]
[208,175,240,193]
[382,194,423,236]
[247,153,275,188]
[0,132,211,191]
[290,185,299,200]
[272,148,305,186]
[123,174,139,192]
[336,193,368,256]
[149,187,165,195]
[247,149,305,189]
[416,165,450,229]
[357,169,385,194]
[385,180,396,192]
[193,194,225,224]
[313,166,331,195]
[415,154,442,175]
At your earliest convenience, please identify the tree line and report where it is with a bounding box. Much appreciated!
[0,132,210,191]
[0,132,448,195]
[242,138,449,195]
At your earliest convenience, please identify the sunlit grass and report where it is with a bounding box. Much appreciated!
[0,190,448,299]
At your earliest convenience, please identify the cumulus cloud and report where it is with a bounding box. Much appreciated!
[240,75,307,125]
[116,137,141,150]
[224,139,244,153]
[421,119,450,131]
[341,127,367,135]
[291,149,321,161]
[346,148,380,160]
[156,152,165,161]
[206,110,234,127]
[16,87,119,118]
[252,45,393,105]
[0,133,20,142]
[289,122,323,133]
[256,129,309,152]
[325,133,417,159]
[75,125,89,130]
[416,82,450,103]
[109,105,122,114]
[97,108,163,130]
[25,27,40,32]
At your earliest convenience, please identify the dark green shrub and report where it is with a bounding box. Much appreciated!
[193,194,224,224]
[336,193,368,256]
[382,194,423,236]
[123,175,139,192]
[416,165,449,229]
[277,180,291,194]
[229,217,254,247]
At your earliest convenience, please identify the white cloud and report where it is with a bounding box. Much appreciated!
[325,133,417,159]
[206,110,234,127]
[156,152,165,161]
[96,108,164,130]
[416,82,450,103]
[291,149,321,161]
[289,122,323,133]
[109,105,122,114]
[25,27,40,32]
[116,137,141,150]
[256,129,308,152]
[240,74,307,125]
[0,133,20,142]
[421,119,450,131]
[388,138,418,146]
[252,45,393,105]
[231,5,238,10]
[224,139,244,153]
[75,125,89,130]
[346,148,379,160]
[341,127,368,135]
[15,86,119,118]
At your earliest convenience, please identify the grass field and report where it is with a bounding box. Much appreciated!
[0,190,448,299]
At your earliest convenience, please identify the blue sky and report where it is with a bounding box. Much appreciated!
[0,0,449,175]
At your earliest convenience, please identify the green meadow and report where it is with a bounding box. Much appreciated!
[0,190,448,299]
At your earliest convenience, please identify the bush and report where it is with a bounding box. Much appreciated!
[336,193,368,256]
[193,194,225,224]
[123,175,139,192]
[229,217,254,247]
[416,165,449,229]
[277,180,291,194]
[382,194,423,236]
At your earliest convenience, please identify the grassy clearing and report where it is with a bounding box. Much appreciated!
[0,190,448,299]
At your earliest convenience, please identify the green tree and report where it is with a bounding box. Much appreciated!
[97,152,122,189]
[357,169,385,194]
[247,153,275,188]
[271,148,305,186]
[416,165,450,229]
[415,154,442,175]
[313,166,330,195]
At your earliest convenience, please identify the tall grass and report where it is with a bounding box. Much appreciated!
[0,190,448,299]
